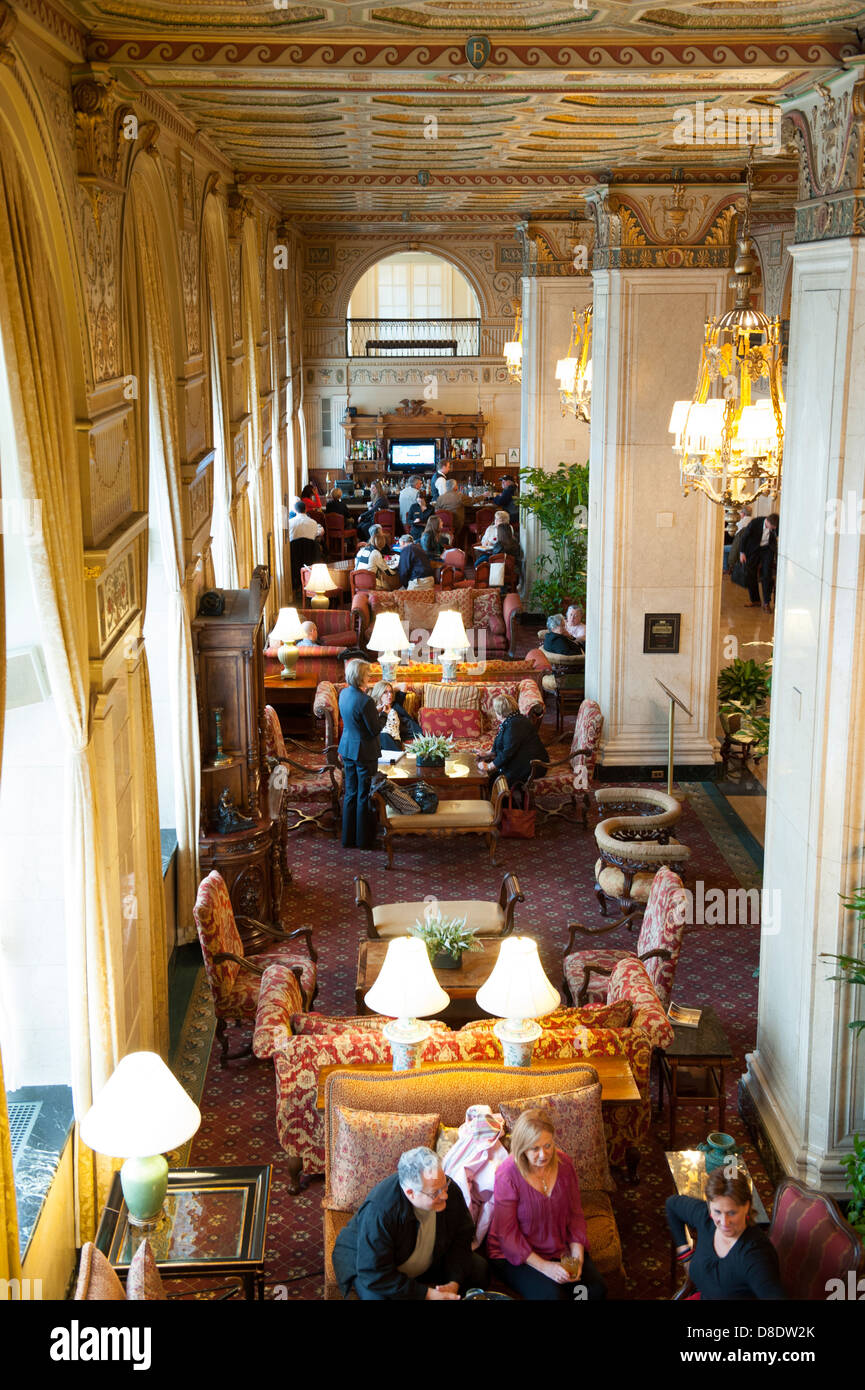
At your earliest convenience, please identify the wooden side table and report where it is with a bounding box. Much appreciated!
[357,939,496,1026]
[95,1165,272,1299]
[656,1006,734,1148]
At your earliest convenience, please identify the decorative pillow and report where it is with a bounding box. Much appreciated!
[498,1085,614,1193]
[420,707,481,739]
[437,591,473,628]
[329,1106,441,1210]
[125,1240,166,1301]
[404,600,438,642]
[74,1244,127,1301]
[435,1125,460,1160]
[423,683,480,711]
[488,562,506,587]
[471,591,501,629]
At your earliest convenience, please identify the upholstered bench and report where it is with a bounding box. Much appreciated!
[354,870,524,939]
[371,775,509,869]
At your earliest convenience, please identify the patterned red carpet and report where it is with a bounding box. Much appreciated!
[186,755,768,1300]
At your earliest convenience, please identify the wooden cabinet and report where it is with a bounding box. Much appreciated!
[193,568,283,944]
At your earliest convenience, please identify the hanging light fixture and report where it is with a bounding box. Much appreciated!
[669,152,785,507]
[503,299,522,383]
[555,305,593,423]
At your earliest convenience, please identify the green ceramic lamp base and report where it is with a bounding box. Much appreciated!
[121,1154,169,1227]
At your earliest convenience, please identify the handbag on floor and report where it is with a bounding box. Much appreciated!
[501,791,536,839]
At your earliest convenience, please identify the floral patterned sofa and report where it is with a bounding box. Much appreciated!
[351,586,523,659]
[253,954,673,1190]
[313,675,544,751]
[264,608,360,686]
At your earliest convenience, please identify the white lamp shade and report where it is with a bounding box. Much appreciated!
[367,611,410,653]
[669,398,725,453]
[556,357,578,390]
[306,563,335,594]
[476,937,560,1019]
[364,938,450,1018]
[428,609,469,652]
[79,1052,201,1158]
[734,398,783,450]
[503,341,522,368]
[270,606,304,643]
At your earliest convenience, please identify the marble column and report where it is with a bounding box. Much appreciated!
[742,235,865,1188]
[518,275,592,603]
[584,267,725,773]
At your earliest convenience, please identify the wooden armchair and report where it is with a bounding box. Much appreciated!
[371,774,510,869]
[519,698,603,829]
[263,705,343,838]
[192,870,317,1066]
[354,870,524,940]
[563,864,688,1009]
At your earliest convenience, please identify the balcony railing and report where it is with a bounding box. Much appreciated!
[346,317,481,358]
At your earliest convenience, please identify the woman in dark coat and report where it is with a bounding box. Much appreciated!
[371,681,423,752]
[408,493,431,540]
[478,694,548,788]
[419,515,447,559]
[356,481,389,541]
[338,659,386,849]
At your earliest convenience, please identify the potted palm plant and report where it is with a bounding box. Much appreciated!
[717,657,772,758]
[410,910,483,970]
[408,731,454,769]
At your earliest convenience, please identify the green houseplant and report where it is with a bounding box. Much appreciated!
[518,461,589,613]
[407,731,454,769]
[822,890,865,1234]
[717,657,772,757]
[410,910,482,970]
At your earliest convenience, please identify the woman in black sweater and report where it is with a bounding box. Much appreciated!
[666,1170,785,1300]
[477,694,548,788]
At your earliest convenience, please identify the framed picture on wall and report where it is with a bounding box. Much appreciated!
[508,447,520,465]
[483,457,494,469]
[495,453,506,467]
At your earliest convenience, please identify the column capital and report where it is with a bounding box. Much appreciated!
[585,181,741,271]
[515,218,594,279]
[781,60,865,242]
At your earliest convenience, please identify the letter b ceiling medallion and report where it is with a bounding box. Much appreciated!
[466,35,490,70]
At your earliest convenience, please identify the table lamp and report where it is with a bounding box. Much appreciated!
[270,606,304,680]
[80,1052,201,1227]
[364,937,449,1071]
[306,563,336,611]
[476,936,561,1066]
[367,611,410,682]
[428,609,469,682]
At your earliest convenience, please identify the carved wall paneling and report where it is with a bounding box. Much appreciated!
[83,511,147,659]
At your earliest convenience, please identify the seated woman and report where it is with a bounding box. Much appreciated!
[356,481,388,541]
[419,514,448,560]
[487,1108,606,1302]
[543,613,583,655]
[407,492,432,540]
[480,509,511,549]
[565,604,586,644]
[354,525,399,591]
[666,1170,785,1300]
[300,481,323,510]
[477,694,548,789]
[371,680,422,752]
[487,522,523,583]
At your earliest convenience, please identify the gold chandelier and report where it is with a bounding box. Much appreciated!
[555,305,592,422]
[669,157,785,507]
[503,301,522,383]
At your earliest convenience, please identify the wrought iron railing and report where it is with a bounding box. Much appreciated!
[346,317,481,358]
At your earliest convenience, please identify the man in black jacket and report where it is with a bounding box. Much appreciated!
[332,1147,486,1300]
[543,613,583,655]
[740,512,779,612]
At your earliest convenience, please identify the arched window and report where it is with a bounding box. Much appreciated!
[347,252,480,356]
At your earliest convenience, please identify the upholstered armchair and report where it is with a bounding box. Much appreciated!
[263,704,343,839]
[192,870,318,1066]
[563,864,688,1010]
[674,1176,864,1300]
[593,786,690,916]
[520,698,603,829]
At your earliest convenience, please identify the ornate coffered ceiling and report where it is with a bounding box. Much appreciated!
[60,0,864,216]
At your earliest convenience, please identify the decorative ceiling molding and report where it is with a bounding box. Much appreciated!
[87,38,858,70]
[782,61,865,240]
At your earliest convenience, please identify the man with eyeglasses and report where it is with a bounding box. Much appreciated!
[332,1146,487,1300]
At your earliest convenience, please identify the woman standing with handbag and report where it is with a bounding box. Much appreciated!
[338,659,386,850]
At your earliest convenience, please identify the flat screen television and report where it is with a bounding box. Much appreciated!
[389,440,437,471]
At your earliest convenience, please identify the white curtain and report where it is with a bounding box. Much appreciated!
[205,219,239,588]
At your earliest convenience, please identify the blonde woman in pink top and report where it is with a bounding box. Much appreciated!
[487,1109,606,1301]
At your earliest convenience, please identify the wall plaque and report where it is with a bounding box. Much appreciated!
[644,613,681,654]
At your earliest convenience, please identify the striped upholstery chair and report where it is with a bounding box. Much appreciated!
[769,1178,863,1300]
